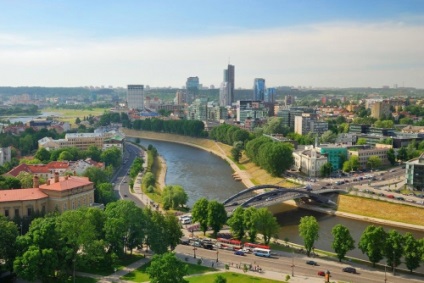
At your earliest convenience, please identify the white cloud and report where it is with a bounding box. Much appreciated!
[0,21,423,88]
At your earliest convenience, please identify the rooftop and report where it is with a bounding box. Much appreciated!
[0,188,48,202]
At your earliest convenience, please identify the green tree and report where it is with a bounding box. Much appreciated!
[298,216,319,257]
[34,147,51,163]
[146,252,188,283]
[255,208,280,245]
[214,274,227,283]
[97,183,118,205]
[207,200,228,238]
[397,147,408,162]
[356,138,367,145]
[101,146,122,168]
[331,224,355,262]
[145,210,169,254]
[320,130,337,143]
[320,162,333,177]
[0,215,19,271]
[16,171,35,188]
[257,142,294,177]
[403,233,422,273]
[227,207,245,240]
[85,145,102,162]
[384,230,404,271]
[164,212,183,251]
[142,172,156,188]
[358,225,387,267]
[58,150,74,161]
[387,148,396,165]
[162,185,188,210]
[192,198,209,235]
[244,207,259,243]
[75,117,81,124]
[231,145,242,163]
[367,156,382,170]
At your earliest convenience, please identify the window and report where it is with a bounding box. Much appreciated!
[5,209,9,217]
[27,207,32,216]
[15,209,19,217]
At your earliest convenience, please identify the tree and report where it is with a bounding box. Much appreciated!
[231,143,242,163]
[214,274,227,283]
[97,183,118,205]
[207,200,228,238]
[298,216,319,257]
[75,117,81,124]
[142,172,156,188]
[387,148,396,165]
[320,162,333,177]
[101,146,122,168]
[257,142,294,177]
[255,208,280,245]
[384,230,404,271]
[227,207,245,240]
[331,224,355,262]
[0,215,19,271]
[244,207,259,243]
[320,130,337,143]
[356,138,367,145]
[16,171,35,188]
[358,225,387,267]
[164,212,183,251]
[192,198,209,235]
[34,147,51,163]
[162,185,188,210]
[397,147,408,162]
[58,150,74,161]
[145,210,169,254]
[367,156,382,170]
[403,233,422,273]
[85,145,102,162]
[146,252,188,283]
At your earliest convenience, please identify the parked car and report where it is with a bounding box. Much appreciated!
[396,196,405,201]
[342,267,357,274]
[306,260,318,266]
[317,271,325,276]
[387,194,395,199]
[234,250,245,256]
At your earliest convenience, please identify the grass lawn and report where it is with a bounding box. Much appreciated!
[121,262,216,282]
[337,194,424,226]
[44,107,108,126]
[77,254,145,276]
[187,272,286,283]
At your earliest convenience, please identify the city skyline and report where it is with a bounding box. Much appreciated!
[1,0,424,88]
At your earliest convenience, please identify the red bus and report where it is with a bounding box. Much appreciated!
[243,242,270,250]
[216,238,242,250]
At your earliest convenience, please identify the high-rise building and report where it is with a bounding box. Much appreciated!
[219,64,235,106]
[253,78,266,101]
[371,101,391,119]
[186,77,200,103]
[264,87,275,103]
[285,95,295,106]
[127,85,144,111]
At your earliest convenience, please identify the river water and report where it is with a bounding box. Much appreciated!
[136,138,424,270]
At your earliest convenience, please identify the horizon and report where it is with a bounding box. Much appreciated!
[1,0,424,89]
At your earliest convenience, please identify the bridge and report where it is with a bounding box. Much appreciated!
[223,184,344,213]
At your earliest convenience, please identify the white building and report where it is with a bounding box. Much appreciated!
[127,84,144,111]
[292,145,328,177]
[0,146,12,166]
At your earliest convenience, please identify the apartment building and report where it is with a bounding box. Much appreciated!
[38,132,123,151]
[348,145,390,169]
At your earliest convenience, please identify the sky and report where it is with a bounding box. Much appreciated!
[1,0,424,89]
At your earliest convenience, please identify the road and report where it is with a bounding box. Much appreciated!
[111,142,145,207]
[175,244,423,283]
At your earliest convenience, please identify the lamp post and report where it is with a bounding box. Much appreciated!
[193,247,197,259]
[291,251,294,277]
[216,250,219,262]
[384,265,387,283]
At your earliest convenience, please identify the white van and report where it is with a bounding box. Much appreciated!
[181,218,192,224]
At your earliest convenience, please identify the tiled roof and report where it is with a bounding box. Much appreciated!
[39,176,93,191]
[47,161,70,169]
[0,188,48,202]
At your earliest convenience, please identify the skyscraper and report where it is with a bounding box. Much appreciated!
[186,76,199,103]
[253,78,266,101]
[219,64,235,106]
[127,85,144,111]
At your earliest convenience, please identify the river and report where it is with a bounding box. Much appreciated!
[136,138,424,270]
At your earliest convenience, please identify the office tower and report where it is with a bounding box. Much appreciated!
[253,78,266,101]
[186,76,199,103]
[219,64,235,106]
[285,95,295,106]
[264,87,275,103]
[127,85,144,111]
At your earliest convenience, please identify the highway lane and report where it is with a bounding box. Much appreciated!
[175,244,423,283]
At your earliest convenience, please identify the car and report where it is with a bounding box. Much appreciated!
[396,196,405,201]
[234,250,245,256]
[123,181,127,183]
[387,194,394,199]
[124,194,128,197]
[265,197,273,201]
[306,260,318,266]
[342,267,356,274]
[317,271,325,276]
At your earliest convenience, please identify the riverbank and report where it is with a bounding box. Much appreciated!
[124,129,424,231]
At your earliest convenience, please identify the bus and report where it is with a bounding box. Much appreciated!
[253,248,271,257]
[244,242,270,250]
[216,238,242,250]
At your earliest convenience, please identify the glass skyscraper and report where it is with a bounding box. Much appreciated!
[253,78,266,101]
